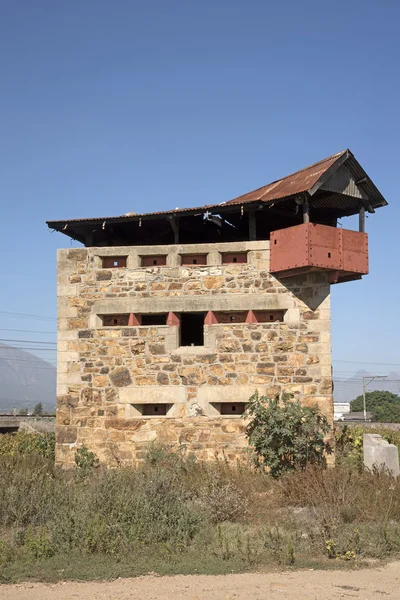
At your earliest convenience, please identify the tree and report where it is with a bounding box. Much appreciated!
[32,403,43,416]
[350,391,400,423]
[245,392,331,477]
[17,408,28,416]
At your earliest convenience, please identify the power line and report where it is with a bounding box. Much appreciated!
[333,359,400,367]
[0,328,56,335]
[0,338,56,345]
[0,347,56,352]
[0,311,56,322]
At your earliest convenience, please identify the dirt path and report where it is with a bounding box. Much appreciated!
[2,562,399,599]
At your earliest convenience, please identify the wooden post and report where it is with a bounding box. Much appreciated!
[85,231,93,246]
[302,197,310,224]
[169,217,179,244]
[248,211,256,241]
[359,206,366,232]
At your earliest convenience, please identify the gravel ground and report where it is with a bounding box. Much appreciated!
[1,561,399,599]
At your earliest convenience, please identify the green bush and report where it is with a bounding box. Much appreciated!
[74,445,99,474]
[335,425,400,470]
[245,392,331,477]
[0,432,55,460]
[2,441,400,580]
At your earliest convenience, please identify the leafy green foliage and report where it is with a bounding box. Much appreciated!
[17,409,28,416]
[74,445,99,474]
[0,431,55,460]
[245,392,331,477]
[350,391,400,423]
[335,424,400,470]
[2,444,400,581]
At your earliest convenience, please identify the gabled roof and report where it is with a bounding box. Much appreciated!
[47,149,387,239]
[224,150,347,206]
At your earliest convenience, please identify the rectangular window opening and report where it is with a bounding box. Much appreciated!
[141,255,167,267]
[142,404,168,416]
[181,254,207,266]
[212,402,247,416]
[221,403,247,415]
[132,404,170,417]
[140,314,168,326]
[214,311,247,324]
[254,310,285,323]
[221,252,248,264]
[101,314,129,327]
[180,313,205,346]
[102,256,127,268]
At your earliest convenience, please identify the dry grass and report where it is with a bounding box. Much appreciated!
[0,444,400,582]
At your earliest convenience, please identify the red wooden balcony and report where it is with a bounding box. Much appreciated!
[270,223,368,284]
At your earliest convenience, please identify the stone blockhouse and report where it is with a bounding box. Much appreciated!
[47,150,387,466]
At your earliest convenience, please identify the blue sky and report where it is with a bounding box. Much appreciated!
[0,0,398,381]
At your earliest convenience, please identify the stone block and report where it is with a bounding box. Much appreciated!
[110,367,132,387]
[363,434,400,477]
[56,426,78,444]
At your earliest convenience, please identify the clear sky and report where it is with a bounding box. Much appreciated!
[0,0,399,383]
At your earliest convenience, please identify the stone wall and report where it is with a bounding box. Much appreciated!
[56,241,333,466]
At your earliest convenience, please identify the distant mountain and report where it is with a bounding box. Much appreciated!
[334,369,400,404]
[0,343,56,412]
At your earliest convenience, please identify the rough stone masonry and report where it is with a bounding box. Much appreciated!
[56,241,332,466]
[49,149,387,466]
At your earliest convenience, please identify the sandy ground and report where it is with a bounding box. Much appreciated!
[1,562,400,600]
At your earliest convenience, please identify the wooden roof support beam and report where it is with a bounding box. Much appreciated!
[303,195,310,224]
[359,206,366,233]
[248,211,256,241]
[169,216,179,244]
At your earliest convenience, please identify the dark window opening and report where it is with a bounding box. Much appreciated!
[214,311,247,324]
[328,252,331,258]
[102,314,129,327]
[141,314,168,326]
[102,256,127,268]
[221,403,247,415]
[180,313,205,346]
[221,252,248,264]
[254,310,285,323]
[141,255,167,267]
[181,254,207,266]
[142,404,167,416]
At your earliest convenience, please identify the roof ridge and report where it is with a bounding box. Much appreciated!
[269,149,348,186]
[228,150,348,202]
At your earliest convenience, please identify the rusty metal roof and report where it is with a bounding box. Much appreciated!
[47,149,387,230]
[224,150,347,205]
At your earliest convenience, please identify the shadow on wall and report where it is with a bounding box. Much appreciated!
[278,273,330,312]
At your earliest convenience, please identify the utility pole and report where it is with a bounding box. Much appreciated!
[361,376,386,421]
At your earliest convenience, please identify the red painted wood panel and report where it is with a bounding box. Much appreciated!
[102,256,127,268]
[221,252,248,264]
[141,255,167,266]
[181,254,207,265]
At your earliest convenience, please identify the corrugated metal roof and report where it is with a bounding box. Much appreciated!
[46,149,387,229]
[224,150,346,205]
